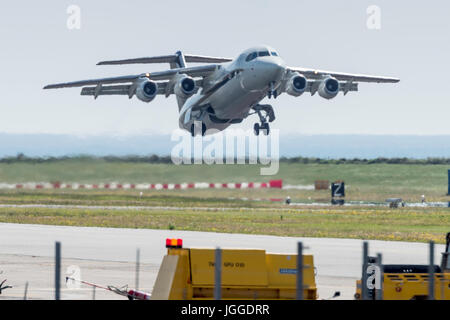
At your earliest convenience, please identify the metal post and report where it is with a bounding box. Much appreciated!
[92,286,96,300]
[296,242,304,300]
[23,282,28,300]
[428,241,435,300]
[214,247,222,300]
[55,241,61,300]
[135,248,140,292]
[447,169,450,195]
[361,241,368,300]
[376,253,383,300]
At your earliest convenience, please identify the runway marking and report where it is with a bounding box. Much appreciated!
[0,201,446,210]
[0,180,295,190]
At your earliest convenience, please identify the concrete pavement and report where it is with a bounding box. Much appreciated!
[0,223,444,300]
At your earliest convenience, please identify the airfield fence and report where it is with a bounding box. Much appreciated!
[14,240,441,300]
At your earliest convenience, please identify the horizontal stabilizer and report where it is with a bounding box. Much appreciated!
[97,54,232,66]
[185,55,232,63]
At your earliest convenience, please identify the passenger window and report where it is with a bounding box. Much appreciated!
[258,51,270,57]
[245,52,257,62]
[271,51,278,56]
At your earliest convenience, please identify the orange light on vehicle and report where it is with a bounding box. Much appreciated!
[166,238,183,248]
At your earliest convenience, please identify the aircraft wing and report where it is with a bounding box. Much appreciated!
[79,79,204,97]
[43,74,142,89]
[43,65,218,89]
[288,67,400,83]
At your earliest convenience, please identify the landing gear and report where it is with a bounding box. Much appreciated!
[262,122,270,135]
[251,104,275,136]
[254,122,270,136]
[190,122,206,137]
[267,82,278,99]
[253,123,260,136]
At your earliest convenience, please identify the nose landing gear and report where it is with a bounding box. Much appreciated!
[267,82,278,99]
[251,104,275,136]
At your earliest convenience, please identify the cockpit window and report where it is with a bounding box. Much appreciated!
[271,51,278,56]
[245,52,257,62]
[258,51,270,57]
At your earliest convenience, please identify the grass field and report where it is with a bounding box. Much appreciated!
[0,160,448,243]
[0,159,449,202]
[0,201,448,243]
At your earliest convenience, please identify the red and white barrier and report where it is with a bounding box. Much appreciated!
[0,179,285,190]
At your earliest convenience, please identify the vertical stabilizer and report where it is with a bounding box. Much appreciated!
[171,51,190,111]
[170,51,186,69]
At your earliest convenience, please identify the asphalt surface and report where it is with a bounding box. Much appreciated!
[0,223,445,300]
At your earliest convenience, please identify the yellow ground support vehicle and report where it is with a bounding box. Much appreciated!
[150,239,317,300]
[381,273,450,300]
[355,232,450,300]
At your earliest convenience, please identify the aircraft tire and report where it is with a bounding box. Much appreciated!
[262,123,270,135]
[253,123,260,136]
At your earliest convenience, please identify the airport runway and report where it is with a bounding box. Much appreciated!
[0,223,445,300]
[1,202,448,212]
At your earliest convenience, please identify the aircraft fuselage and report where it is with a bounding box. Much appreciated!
[179,45,286,134]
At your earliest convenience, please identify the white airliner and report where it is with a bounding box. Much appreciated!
[44,45,399,136]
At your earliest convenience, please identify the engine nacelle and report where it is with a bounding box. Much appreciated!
[174,76,196,99]
[135,79,158,102]
[286,74,307,97]
[318,77,340,99]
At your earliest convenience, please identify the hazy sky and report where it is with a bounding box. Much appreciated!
[1,1,449,136]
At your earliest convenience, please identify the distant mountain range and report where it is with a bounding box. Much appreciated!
[0,133,449,159]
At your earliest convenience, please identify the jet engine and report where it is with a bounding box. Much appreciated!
[174,76,196,99]
[135,79,158,102]
[286,74,307,97]
[318,77,340,99]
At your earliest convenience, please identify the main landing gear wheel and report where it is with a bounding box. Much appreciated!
[253,122,270,136]
[190,122,207,137]
[261,122,270,135]
[250,104,275,136]
[253,123,260,136]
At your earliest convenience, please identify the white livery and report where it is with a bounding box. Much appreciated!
[44,45,399,136]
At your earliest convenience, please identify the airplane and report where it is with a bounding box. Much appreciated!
[44,45,399,136]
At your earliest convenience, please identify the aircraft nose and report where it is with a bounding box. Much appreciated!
[242,58,286,91]
[258,59,285,82]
